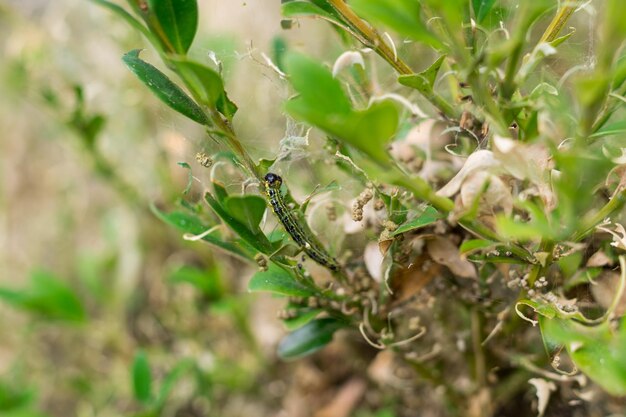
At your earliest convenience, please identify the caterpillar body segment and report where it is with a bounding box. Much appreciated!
[263,173,340,272]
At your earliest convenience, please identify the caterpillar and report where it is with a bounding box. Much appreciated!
[263,173,340,272]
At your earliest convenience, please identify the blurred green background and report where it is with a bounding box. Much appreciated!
[0,1,344,416]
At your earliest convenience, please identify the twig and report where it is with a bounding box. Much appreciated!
[573,188,626,241]
[538,2,576,44]
[325,0,458,119]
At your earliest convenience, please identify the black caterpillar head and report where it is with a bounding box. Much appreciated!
[264,172,283,189]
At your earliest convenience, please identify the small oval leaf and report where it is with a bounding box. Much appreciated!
[284,53,398,167]
[122,50,209,125]
[172,58,224,108]
[472,0,496,23]
[224,195,267,233]
[282,1,335,20]
[283,308,323,330]
[132,351,153,404]
[350,0,442,48]
[150,204,251,260]
[146,0,198,53]
[248,263,316,297]
[391,206,443,236]
[0,270,86,322]
[277,317,345,360]
[204,192,274,254]
[459,239,497,254]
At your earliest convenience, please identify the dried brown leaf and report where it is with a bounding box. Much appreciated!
[492,135,553,181]
[426,236,477,279]
[367,350,397,386]
[437,150,500,197]
[492,135,557,209]
[528,378,557,417]
[586,250,613,267]
[468,388,493,417]
[459,171,513,216]
[591,270,626,315]
[404,119,437,150]
[390,253,441,306]
[332,51,364,77]
[364,242,384,282]
[606,164,626,198]
[378,239,393,257]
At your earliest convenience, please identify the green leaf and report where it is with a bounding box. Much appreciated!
[248,263,316,297]
[216,91,238,121]
[284,52,352,116]
[281,0,350,38]
[602,0,626,58]
[564,267,602,291]
[257,158,276,175]
[204,192,274,254]
[122,50,209,125]
[172,58,224,108]
[397,56,454,116]
[309,0,348,20]
[516,299,556,321]
[284,53,398,166]
[525,256,626,375]
[557,252,583,279]
[150,204,251,260]
[398,74,432,95]
[535,314,564,359]
[549,29,575,48]
[272,36,288,71]
[541,318,626,396]
[377,188,408,224]
[528,82,558,100]
[613,55,626,88]
[146,0,198,53]
[0,380,34,411]
[176,162,193,194]
[282,1,336,20]
[467,254,527,264]
[341,101,399,164]
[391,206,442,236]
[132,351,153,404]
[420,55,447,86]
[278,317,345,359]
[283,308,323,330]
[495,216,546,240]
[472,0,496,23]
[300,180,340,213]
[0,271,85,322]
[575,74,611,111]
[459,239,497,254]
[590,120,626,139]
[398,55,446,93]
[350,0,442,48]
[150,204,207,235]
[212,180,230,205]
[0,409,52,417]
[224,195,267,234]
[516,298,599,325]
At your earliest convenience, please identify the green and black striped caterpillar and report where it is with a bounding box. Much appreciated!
[263,173,340,272]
